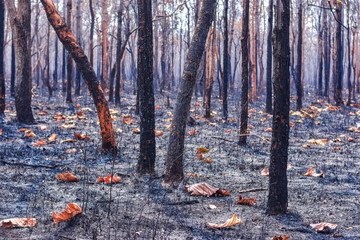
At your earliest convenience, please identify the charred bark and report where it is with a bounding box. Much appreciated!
[267,0,291,215]
[0,0,4,116]
[265,0,273,113]
[41,0,116,151]
[164,0,216,185]
[239,0,250,146]
[295,0,303,110]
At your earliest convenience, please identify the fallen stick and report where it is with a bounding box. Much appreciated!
[238,187,267,193]
[165,200,199,205]
[0,159,68,169]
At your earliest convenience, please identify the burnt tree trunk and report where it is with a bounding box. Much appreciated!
[265,0,273,113]
[0,0,4,116]
[101,0,108,91]
[66,0,73,103]
[317,10,323,96]
[111,2,122,104]
[165,0,216,185]
[239,0,250,146]
[222,0,229,120]
[295,0,303,110]
[323,4,330,98]
[137,0,156,174]
[334,2,343,106]
[45,22,53,97]
[267,0,291,215]
[89,0,94,66]
[41,0,116,151]
[74,0,81,95]
[5,0,35,123]
[346,2,351,106]
[10,41,15,97]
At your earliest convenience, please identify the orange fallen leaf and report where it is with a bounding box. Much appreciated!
[208,214,243,228]
[229,118,236,122]
[57,173,79,182]
[272,235,291,240]
[203,158,213,163]
[302,144,311,148]
[0,218,37,228]
[308,138,328,145]
[32,139,47,147]
[61,139,77,143]
[348,137,355,142]
[197,152,205,159]
[333,146,341,151]
[53,203,82,224]
[310,222,337,232]
[155,130,164,136]
[75,133,90,140]
[96,175,121,184]
[38,110,49,115]
[24,130,36,138]
[261,168,269,176]
[290,122,295,127]
[122,118,133,125]
[133,128,141,134]
[0,129,2,135]
[304,168,324,178]
[74,103,80,108]
[265,128,272,132]
[197,147,209,153]
[39,125,47,130]
[188,130,197,135]
[354,103,360,107]
[235,194,256,206]
[155,105,162,109]
[187,174,199,177]
[66,148,77,153]
[48,133,57,143]
[185,182,229,197]
[19,128,28,132]
[195,102,201,106]
[249,109,256,113]
[261,117,267,122]
[287,163,292,170]
[225,129,232,133]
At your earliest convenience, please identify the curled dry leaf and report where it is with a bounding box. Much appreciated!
[229,118,236,122]
[155,105,162,109]
[0,218,37,228]
[48,133,57,143]
[302,144,311,148]
[155,130,164,136]
[187,174,199,177]
[348,137,355,142]
[24,130,36,138]
[188,130,197,135]
[38,110,49,115]
[235,194,256,206]
[57,173,79,182]
[75,133,90,140]
[265,128,272,132]
[261,168,269,176]
[53,203,82,224]
[333,147,341,151]
[197,147,209,153]
[203,158,213,163]
[96,175,121,184]
[304,168,324,178]
[308,138,328,145]
[272,235,291,240]
[66,148,77,154]
[0,129,2,135]
[39,125,47,130]
[133,128,141,134]
[32,139,47,147]
[61,139,77,143]
[310,222,337,232]
[122,118,133,124]
[184,182,229,197]
[261,117,267,122]
[208,214,243,228]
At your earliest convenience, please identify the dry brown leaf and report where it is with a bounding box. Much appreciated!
[57,173,79,182]
[185,182,229,197]
[0,218,37,228]
[261,168,269,176]
[304,168,324,178]
[197,147,209,153]
[38,110,49,115]
[188,130,197,135]
[96,175,121,184]
[272,235,291,240]
[133,128,141,134]
[53,203,82,224]
[48,133,57,143]
[32,139,47,147]
[348,137,355,142]
[155,130,164,136]
[24,130,36,138]
[308,138,328,145]
[208,214,243,228]
[39,125,47,130]
[75,133,90,140]
[265,128,272,132]
[310,222,337,232]
[235,194,256,206]
[122,118,133,124]
[66,148,77,153]
[203,158,213,163]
